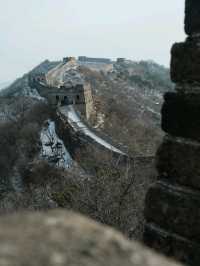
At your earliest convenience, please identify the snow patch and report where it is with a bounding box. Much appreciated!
[40,120,73,169]
[146,106,161,117]
[94,113,105,129]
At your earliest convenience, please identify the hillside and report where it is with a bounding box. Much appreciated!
[80,59,173,155]
[0,60,60,98]
[0,58,172,239]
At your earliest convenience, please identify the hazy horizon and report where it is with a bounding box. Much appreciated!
[0,0,185,82]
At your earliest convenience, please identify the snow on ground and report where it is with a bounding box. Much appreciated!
[13,82,46,101]
[59,105,125,155]
[94,112,105,129]
[146,106,161,117]
[40,120,73,169]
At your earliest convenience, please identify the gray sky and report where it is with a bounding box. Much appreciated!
[0,0,185,82]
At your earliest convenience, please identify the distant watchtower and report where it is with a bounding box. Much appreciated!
[63,57,76,64]
[28,72,93,119]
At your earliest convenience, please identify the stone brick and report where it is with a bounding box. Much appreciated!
[161,92,200,141]
[156,136,200,189]
[144,1,200,263]
[171,41,200,83]
[144,223,200,266]
[185,0,200,36]
[145,181,200,243]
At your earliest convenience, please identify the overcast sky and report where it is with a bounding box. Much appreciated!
[0,0,185,82]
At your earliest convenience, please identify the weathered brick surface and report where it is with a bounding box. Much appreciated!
[145,181,200,243]
[0,210,182,266]
[156,137,200,189]
[185,0,200,36]
[161,92,200,141]
[171,41,200,83]
[144,2,200,265]
[144,223,200,266]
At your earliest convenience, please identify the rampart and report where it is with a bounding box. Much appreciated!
[55,105,154,170]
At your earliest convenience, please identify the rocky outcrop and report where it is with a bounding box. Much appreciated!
[144,1,200,265]
[0,210,182,266]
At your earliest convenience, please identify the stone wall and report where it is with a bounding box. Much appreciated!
[144,1,200,265]
[78,56,111,64]
[0,210,182,266]
[55,109,129,164]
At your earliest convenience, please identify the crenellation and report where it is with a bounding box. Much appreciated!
[144,1,200,265]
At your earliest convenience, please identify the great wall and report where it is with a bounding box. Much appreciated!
[29,57,155,166]
[28,65,128,161]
